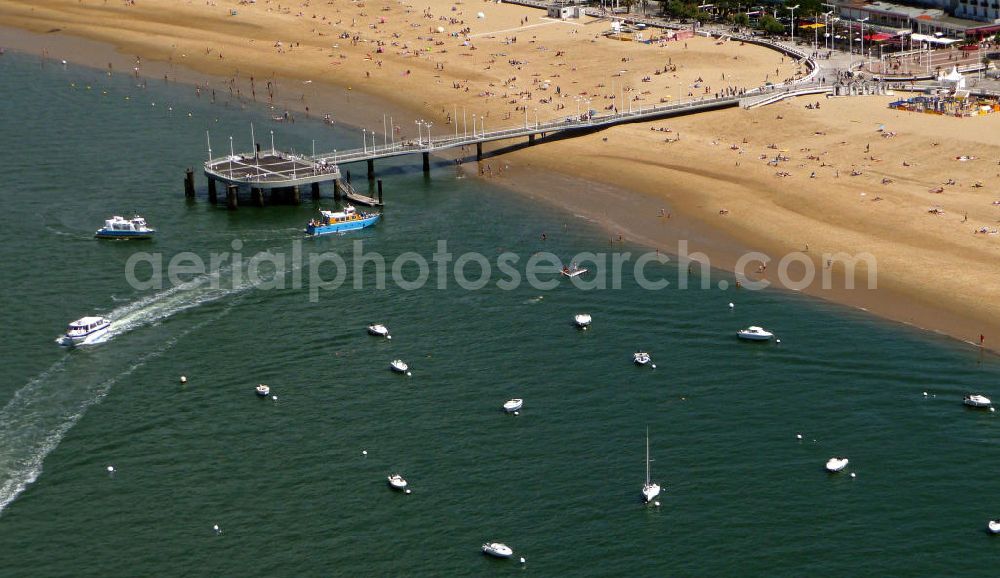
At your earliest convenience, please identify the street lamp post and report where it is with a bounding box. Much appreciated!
[426,122,433,147]
[362,128,367,154]
[859,17,870,70]
[415,121,422,145]
[789,4,800,43]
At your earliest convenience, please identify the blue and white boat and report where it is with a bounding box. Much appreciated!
[56,316,112,346]
[306,205,380,236]
[95,215,156,239]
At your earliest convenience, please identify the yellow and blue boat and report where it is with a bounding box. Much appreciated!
[306,205,380,236]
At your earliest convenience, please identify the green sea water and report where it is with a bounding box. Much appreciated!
[1,51,999,576]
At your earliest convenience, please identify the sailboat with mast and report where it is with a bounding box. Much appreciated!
[642,428,661,504]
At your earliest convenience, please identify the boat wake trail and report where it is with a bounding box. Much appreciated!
[1,248,305,515]
[0,305,236,516]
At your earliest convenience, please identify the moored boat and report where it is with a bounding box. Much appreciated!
[390,359,409,374]
[561,263,588,277]
[633,351,651,366]
[964,394,992,408]
[56,316,112,346]
[482,542,513,558]
[367,323,391,339]
[306,205,380,236]
[387,473,408,490]
[256,384,270,397]
[574,313,592,328]
[737,326,774,341]
[642,428,661,503]
[95,215,156,239]
[825,457,849,473]
[989,520,1000,534]
[503,398,523,413]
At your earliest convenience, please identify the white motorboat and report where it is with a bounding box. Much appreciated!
[56,316,112,347]
[642,428,661,503]
[387,473,408,490]
[95,215,156,239]
[367,323,391,339]
[255,384,270,397]
[988,520,1000,534]
[964,394,992,408]
[737,326,774,341]
[574,313,592,328]
[561,263,588,278]
[390,359,409,373]
[825,457,849,473]
[633,351,651,366]
[481,542,513,558]
[503,398,523,413]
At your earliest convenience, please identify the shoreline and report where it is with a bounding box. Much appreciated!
[2,6,999,356]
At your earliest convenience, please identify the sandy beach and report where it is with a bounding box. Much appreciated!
[3,0,1000,349]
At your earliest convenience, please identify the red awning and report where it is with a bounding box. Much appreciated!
[863,33,893,42]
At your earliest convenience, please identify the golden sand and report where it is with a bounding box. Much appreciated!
[3,0,999,348]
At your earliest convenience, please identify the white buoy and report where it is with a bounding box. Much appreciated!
[513,411,519,416]
[405,489,412,494]
[651,364,657,369]
[406,372,412,376]
[362,450,368,456]
[850,473,856,478]
[387,335,392,340]
[796,434,802,440]
[776,339,781,344]
[272,395,278,401]
[61,59,67,65]
[213,524,221,534]
[107,465,115,473]
[923,392,928,397]
[992,407,996,413]
[180,375,187,384]
[520,557,526,564]
[654,501,661,507]
[728,302,734,309]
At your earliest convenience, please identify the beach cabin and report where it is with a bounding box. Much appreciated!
[547,3,580,19]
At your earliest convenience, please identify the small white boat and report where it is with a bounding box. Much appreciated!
[503,398,523,413]
[737,326,774,341]
[642,428,661,503]
[988,520,1000,534]
[255,384,270,397]
[56,316,112,347]
[574,314,592,328]
[482,542,513,558]
[95,215,156,239]
[390,359,409,373]
[633,351,651,366]
[387,473,408,490]
[367,323,391,339]
[825,457,849,473]
[964,394,992,408]
[561,263,588,278]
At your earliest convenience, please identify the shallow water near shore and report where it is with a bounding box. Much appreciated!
[2,51,1000,576]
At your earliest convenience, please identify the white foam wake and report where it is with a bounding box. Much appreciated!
[1,245,307,514]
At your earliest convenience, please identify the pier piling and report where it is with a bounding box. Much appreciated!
[377,179,384,205]
[367,159,375,181]
[528,134,536,145]
[291,186,301,205]
[476,142,483,161]
[184,168,195,198]
[226,185,239,210]
[208,179,218,204]
[334,179,343,201]
[251,187,264,207]
[422,152,430,173]
[311,182,320,200]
